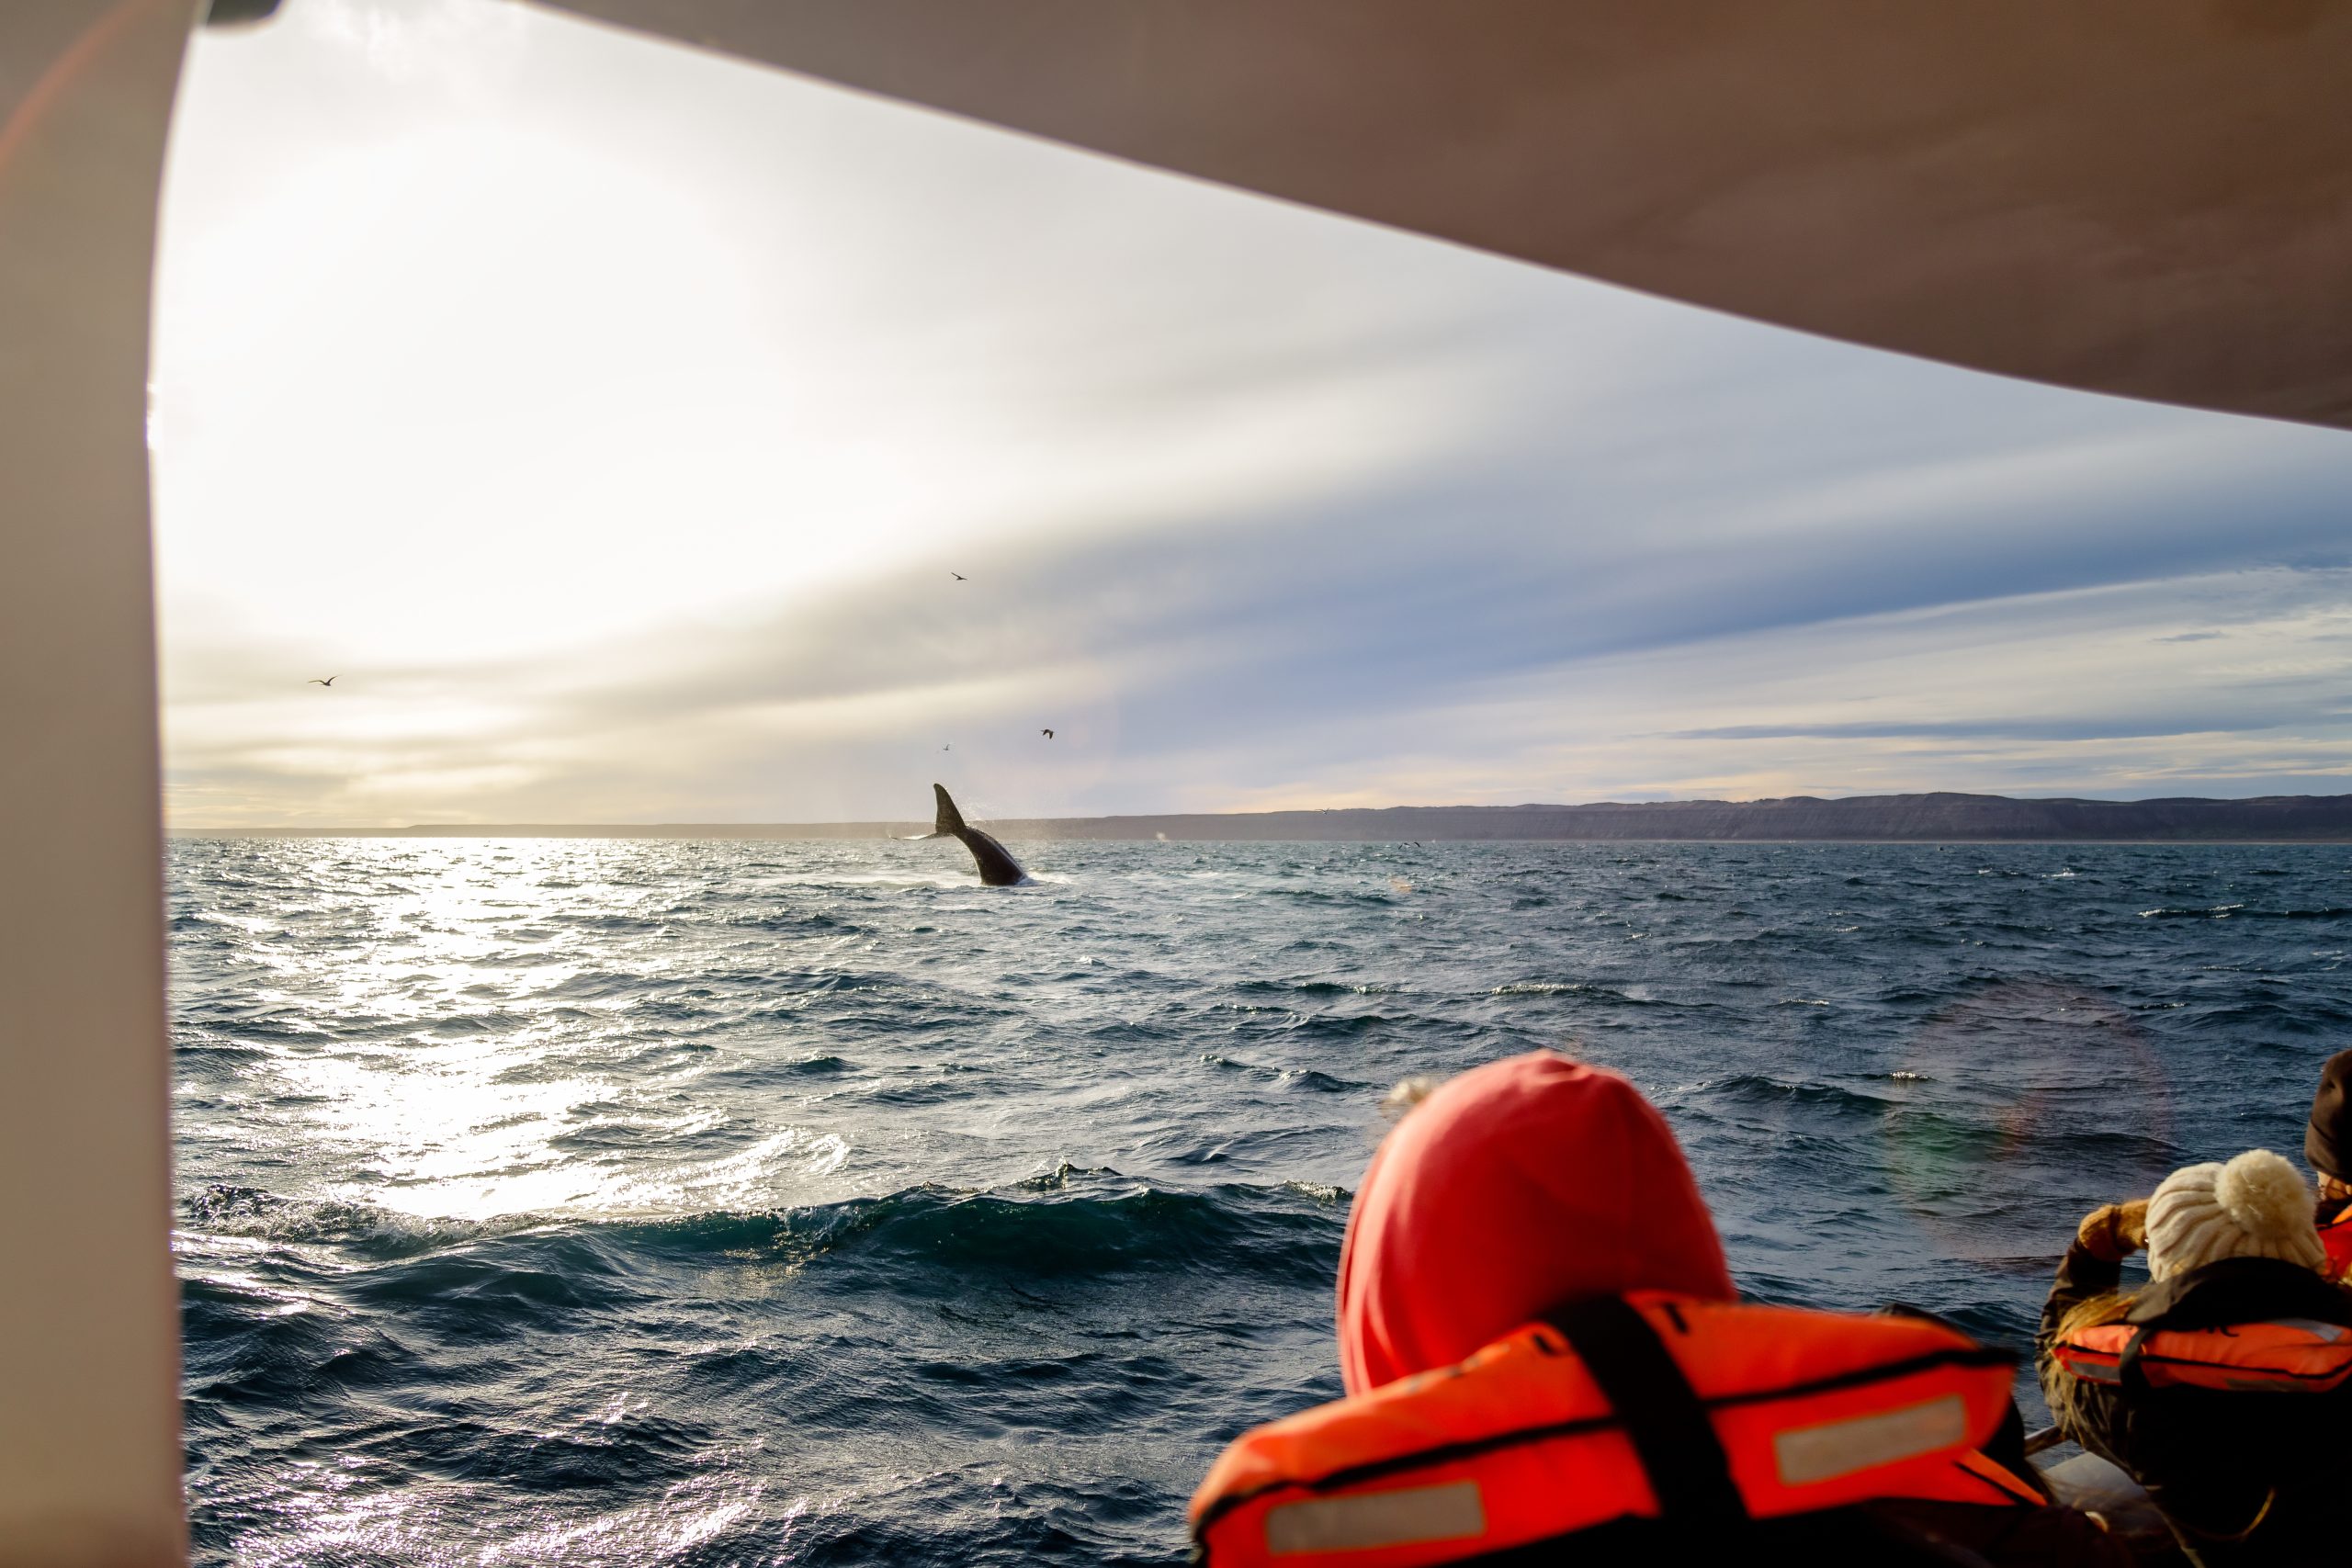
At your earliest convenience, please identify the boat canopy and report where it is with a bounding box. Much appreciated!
[548,0,2352,432]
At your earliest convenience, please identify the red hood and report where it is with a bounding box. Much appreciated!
[1337,1051,1734,1393]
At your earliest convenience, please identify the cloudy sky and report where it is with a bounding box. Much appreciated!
[152,0,2352,828]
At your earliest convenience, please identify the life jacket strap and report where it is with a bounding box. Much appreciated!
[1546,1295,1750,1529]
[2117,1322,2155,1396]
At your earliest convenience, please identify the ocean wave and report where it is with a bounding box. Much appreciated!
[723,909,861,932]
[782,1053,856,1075]
[2139,904,2352,919]
[2178,998,2352,1032]
[1197,1054,1372,1094]
[1271,1010,1426,1043]
[1488,981,1636,1001]
[1255,886,1403,906]
[1231,978,1404,998]
[595,1181,1349,1297]
[181,1173,1346,1292]
[1692,1074,1894,1118]
[750,1176,1343,1287]
[179,1185,523,1260]
[182,1278,409,1408]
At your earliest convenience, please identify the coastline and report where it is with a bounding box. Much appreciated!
[168,791,2352,843]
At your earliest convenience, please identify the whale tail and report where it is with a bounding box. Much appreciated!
[932,783,967,837]
[926,784,1029,884]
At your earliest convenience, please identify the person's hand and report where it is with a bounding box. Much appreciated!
[2077,1200,2149,1262]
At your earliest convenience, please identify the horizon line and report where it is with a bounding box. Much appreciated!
[164,787,2352,839]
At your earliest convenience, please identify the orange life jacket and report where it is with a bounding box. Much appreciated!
[1190,1292,2034,1568]
[2052,1314,2352,1395]
[2319,1210,2352,1285]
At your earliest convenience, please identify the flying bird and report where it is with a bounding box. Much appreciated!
[950,572,967,581]
[307,676,340,687]
[1041,729,1054,739]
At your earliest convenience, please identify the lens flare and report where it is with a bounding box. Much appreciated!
[1883,978,2176,1269]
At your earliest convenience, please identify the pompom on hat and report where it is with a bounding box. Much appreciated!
[2143,1148,2325,1280]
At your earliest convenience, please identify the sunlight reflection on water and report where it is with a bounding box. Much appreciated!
[169,837,2352,1564]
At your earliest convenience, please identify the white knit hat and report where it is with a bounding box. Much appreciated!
[2144,1149,2325,1280]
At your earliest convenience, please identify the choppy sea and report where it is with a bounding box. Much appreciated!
[169,837,2352,1564]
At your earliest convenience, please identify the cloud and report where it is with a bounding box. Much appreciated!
[153,1,2352,827]
[1660,716,2328,742]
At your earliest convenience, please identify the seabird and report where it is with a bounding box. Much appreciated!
[950,572,967,581]
[1041,728,1054,739]
[307,676,340,687]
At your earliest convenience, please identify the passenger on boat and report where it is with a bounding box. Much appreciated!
[1192,1051,2131,1567]
[2303,1049,2352,1281]
[2041,1149,2352,1566]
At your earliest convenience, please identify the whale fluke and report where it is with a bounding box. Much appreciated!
[930,784,1029,886]
[933,784,967,836]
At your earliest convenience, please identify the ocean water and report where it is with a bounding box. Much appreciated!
[170,837,2352,1564]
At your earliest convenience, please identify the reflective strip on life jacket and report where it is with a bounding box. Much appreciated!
[1189,1292,2018,1568]
[2053,1315,2352,1394]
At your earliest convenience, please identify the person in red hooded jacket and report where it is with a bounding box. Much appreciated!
[1190,1051,2134,1567]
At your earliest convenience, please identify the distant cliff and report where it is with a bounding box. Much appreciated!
[187,792,2352,841]
[973,792,2352,842]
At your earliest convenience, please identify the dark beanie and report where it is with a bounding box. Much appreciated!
[2308,1050,2352,1180]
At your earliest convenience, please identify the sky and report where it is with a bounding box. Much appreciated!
[151,0,2352,829]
